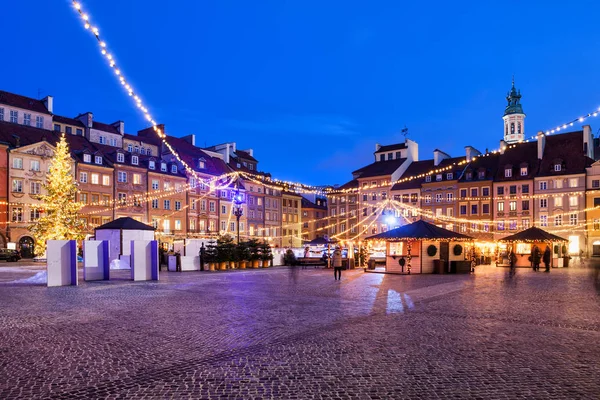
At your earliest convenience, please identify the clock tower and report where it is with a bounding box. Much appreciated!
[502,77,525,143]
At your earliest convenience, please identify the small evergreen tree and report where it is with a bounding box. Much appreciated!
[29,135,85,256]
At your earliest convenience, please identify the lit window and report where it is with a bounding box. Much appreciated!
[569,196,578,207]
[497,202,504,212]
[509,201,517,211]
[520,167,527,176]
[554,164,561,172]
[117,153,125,163]
[133,174,141,185]
[161,163,167,172]
[83,154,91,163]
[12,179,23,193]
[554,197,563,208]
[102,175,110,186]
[436,174,442,181]
[175,220,182,230]
[149,160,155,170]
[91,173,99,185]
[505,168,512,178]
[555,179,563,189]
[569,178,578,188]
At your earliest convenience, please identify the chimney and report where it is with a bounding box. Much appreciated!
[12,135,20,148]
[375,143,381,152]
[42,95,53,114]
[583,125,593,159]
[77,112,93,128]
[138,124,164,138]
[181,134,196,146]
[464,146,481,162]
[499,139,507,154]
[536,131,545,160]
[433,149,450,166]
[243,148,254,157]
[232,142,236,152]
[111,120,125,135]
[224,144,230,164]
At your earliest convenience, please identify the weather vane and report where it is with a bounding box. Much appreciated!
[401,125,409,138]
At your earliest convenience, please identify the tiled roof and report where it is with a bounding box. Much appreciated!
[421,156,467,185]
[538,131,593,176]
[391,160,436,190]
[0,120,57,147]
[162,134,232,177]
[0,91,50,114]
[235,150,257,162]
[376,143,407,153]
[53,115,85,127]
[123,133,161,147]
[459,153,501,182]
[353,158,407,178]
[338,179,359,190]
[92,121,120,135]
[494,141,540,182]
[301,197,327,210]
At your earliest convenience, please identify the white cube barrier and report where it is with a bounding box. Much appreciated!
[83,240,110,281]
[47,240,78,287]
[130,240,159,281]
[180,256,200,271]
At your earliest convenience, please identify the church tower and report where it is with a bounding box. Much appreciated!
[502,77,525,143]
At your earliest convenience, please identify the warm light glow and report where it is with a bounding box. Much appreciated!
[568,235,580,254]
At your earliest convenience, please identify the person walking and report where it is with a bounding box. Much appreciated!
[509,250,517,272]
[543,246,551,272]
[333,246,343,281]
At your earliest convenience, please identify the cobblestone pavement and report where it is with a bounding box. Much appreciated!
[1,264,599,399]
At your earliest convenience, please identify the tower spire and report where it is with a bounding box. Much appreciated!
[502,77,526,144]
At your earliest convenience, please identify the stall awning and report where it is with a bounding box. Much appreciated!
[497,226,567,243]
[365,220,474,242]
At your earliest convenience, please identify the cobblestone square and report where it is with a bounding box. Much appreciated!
[1,264,599,399]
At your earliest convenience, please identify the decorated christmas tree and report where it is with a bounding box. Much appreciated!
[29,135,86,256]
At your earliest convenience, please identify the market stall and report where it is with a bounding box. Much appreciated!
[497,227,568,268]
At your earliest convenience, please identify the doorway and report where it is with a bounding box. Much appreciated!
[19,236,35,258]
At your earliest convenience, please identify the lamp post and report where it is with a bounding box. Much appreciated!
[233,188,244,244]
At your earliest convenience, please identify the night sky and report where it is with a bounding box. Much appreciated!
[3,0,600,185]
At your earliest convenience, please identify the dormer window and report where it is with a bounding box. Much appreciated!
[140,147,145,155]
[132,155,139,165]
[99,136,106,144]
[171,165,177,173]
[237,163,241,168]
[466,172,473,181]
[248,164,254,170]
[446,173,453,180]
[83,154,91,163]
[478,170,485,179]
[436,174,442,181]
[95,156,103,164]
[520,166,528,176]
[127,144,133,152]
[243,162,247,167]
[117,153,124,163]
[425,175,431,183]
[161,163,167,172]
[146,148,151,155]
[134,146,139,153]
[198,160,205,169]
[149,160,155,170]
[505,168,512,178]
[554,164,561,172]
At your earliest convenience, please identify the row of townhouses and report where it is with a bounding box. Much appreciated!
[0,90,309,257]
[327,81,600,256]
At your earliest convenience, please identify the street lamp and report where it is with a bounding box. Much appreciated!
[233,188,244,244]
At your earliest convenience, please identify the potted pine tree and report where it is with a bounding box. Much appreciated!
[236,241,250,269]
[216,235,235,270]
[259,241,273,268]
[205,240,218,271]
[247,239,261,268]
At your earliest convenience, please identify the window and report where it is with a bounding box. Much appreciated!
[30,181,41,194]
[447,193,453,202]
[91,194,99,204]
[570,213,577,226]
[594,219,600,230]
[175,201,181,211]
[435,193,442,203]
[497,186,504,196]
[91,173,99,185]
[83,154,91,163]
[497,221,505,231]
[447,173,453,180]
[460,205,468,215]
[460,189,467,198]
[554,197,563,208]
[482,187,490,197]
[65,126,72,135]
[54,124,61,131]
[99,136,106,144]
[554,164,561,172]
[80,172,88,183]
[175,220,182,230]
[540,198,547,208]
[117,153,124,162]
[23,113,31,126]
[520,166,528,176]
[127,144,133,152]
[540,215,548,227]
[471,204,478,215]
[151,199,158,209]
[12,158,23,169]
[10,110,18,123]
[134,146,139,153]
[30,209,40,221]
[164,200,171,210]
[522,200,530,211]
[35,116,44,128]
[470,188,478,197]
[12,207,23,222]
[509,201,517,211]
[522,219,530,229]
[593,180,600,189]
[436,174,442,181]
[554,215,562,226]
[460,223,467,233]
[362,208,367,216]
[109,138,117,147]
[149,160,155,170]
[497,202,504,212]
[0,108,3,121]
[522,184,529,194]
[569,178,578,188]
[12,179,22,192]
[161,163,167,172]
[209,202,216,212]
[151,179,158,190]
[95,156,102,164]
[371,192,377,201]
[102,195,110,206]
[76,128,83,136]
[118,192,127,205]
[221,205,226,214]
[482,203,490,214]
[424,195,431,204]
[509,220,517,230]
[30,160,40,171]
[466,172,473,181]
[554,179,563,189]
[163,220,171,233]
[569,196,578,207]
[505,168,512,178]
[539,181,547,190]
[478,170,485,179]
[133,174,141,185]
[425,175,431,183]
[171,165,177,173]
[118,171,127,183]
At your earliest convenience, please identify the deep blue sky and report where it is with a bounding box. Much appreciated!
[3,1,600,185]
